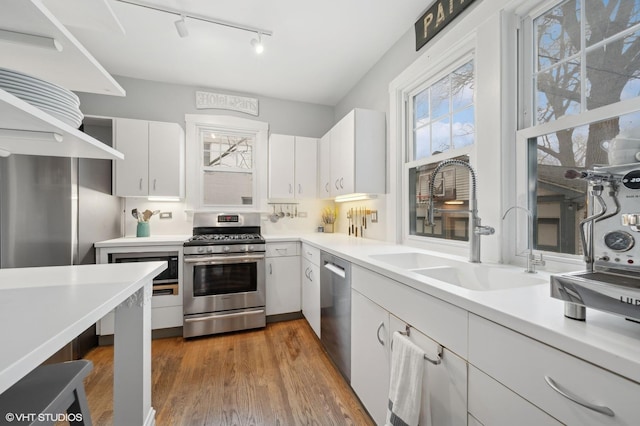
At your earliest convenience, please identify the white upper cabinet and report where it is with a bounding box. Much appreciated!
[113,118,184,198]
[268,133,318,200]
[325,108,386,198]
[0,0,126,159]
[318,132,332,198]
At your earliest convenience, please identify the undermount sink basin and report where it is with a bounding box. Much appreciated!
[369,252,548,291]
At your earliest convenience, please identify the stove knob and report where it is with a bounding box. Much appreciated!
[223,246,230,253]
[207,247,213,253]
[197,247,205,253]
[248,245,254,252]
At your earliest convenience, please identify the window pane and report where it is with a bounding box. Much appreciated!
[202,171,253,206]
[409,155,471,240]
[451,61,474,111]
[431,76,450,119]
[532,111,640,254]
[414,88,430,126]
[535,0,581,71]
[586,29,640,109]
[585,0,640,48]
[432,117,451,154]
[452,106,475,149]
[535,60,581,123]
[415,125,431,161]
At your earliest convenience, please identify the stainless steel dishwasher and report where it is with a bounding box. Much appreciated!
[320,251,351,382]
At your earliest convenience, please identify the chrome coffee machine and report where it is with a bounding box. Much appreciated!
[551,163,640,321]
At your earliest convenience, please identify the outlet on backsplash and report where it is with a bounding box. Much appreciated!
[159,212,172,219]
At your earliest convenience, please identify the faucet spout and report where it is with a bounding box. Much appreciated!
[502,206,545,273]
[427,159,494,263]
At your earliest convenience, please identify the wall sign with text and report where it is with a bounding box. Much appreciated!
[415,0,478,51]
[195,91,259,116]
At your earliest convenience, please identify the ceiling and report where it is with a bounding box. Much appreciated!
[44,0,429,106]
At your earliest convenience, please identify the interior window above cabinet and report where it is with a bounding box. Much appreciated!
[268,134,317,200]
[322,108,386,199]
[113,118,185,198]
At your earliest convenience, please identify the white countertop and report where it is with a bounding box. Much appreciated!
[291,234,640,383]
[95,235,191,248]
[0,262,166,395]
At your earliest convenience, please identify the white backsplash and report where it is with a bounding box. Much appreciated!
[333,196,388,241]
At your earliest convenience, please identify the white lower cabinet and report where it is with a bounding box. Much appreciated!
[468,366,561,426]
[351,289,390,425]
[265,242,301,316]
[351,287,467,425]
[469,314,640,425]
[301,258,320,337]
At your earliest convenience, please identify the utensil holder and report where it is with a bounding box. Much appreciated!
[136,222,150,237]
[323,223,334,233]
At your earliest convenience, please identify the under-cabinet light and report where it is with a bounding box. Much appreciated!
[444,200,465,205]
[334,193,378,203]
[148,196,181,202]
[0,128,63,143]
[0,29,62,52]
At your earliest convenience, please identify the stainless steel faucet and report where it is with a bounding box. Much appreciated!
[428,159,494,263]
[502,206,545,273]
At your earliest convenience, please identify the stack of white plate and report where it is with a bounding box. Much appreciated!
[0,67,83,129]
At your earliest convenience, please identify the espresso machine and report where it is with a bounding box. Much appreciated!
[551,164,640,321]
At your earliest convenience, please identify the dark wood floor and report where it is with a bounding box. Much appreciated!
[82,319,374,425]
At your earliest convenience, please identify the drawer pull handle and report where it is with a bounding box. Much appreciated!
[376,322,385,346]
[544,376,614,417]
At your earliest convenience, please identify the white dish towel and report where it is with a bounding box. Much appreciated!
[386,331,425,426]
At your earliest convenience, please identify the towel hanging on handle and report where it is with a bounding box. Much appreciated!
[386,331,425,426]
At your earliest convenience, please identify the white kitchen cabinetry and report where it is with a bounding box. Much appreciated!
[0,0,125,159]
[266,242,301,316]
[318,132,332,198]
[95,244,184,335]
[351,268,468,425]
[469,314,640,425]
[268,134,318,199]
[351,289,390,425]
[327,108,385,197]
[468,366,560,426]
[113,118,184,198]
[301,244,321,337]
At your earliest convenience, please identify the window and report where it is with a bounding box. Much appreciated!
[407,57,475,241]
[521,0,640,256]
[200,128,255,206]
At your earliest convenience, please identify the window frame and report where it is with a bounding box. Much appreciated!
[516,0,640,267]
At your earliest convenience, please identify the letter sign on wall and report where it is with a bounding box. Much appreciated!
[195,91,259,116]
[415,0,478,51]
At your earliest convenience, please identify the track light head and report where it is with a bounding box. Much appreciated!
[250,33,264,54]
[174,15,189,38]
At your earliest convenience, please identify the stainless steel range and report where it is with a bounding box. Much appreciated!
[183,212,266,338]
[551,164,640,321]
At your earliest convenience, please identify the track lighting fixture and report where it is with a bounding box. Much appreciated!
[250,33,264,54]
[174,15,189,38]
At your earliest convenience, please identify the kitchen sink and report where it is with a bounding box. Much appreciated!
[411,265,547,291]
[369,252,453,269]
[369,252,548,291]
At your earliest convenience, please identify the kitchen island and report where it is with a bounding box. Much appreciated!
[0,262,166,426]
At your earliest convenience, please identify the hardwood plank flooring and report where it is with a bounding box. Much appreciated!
[82,319,374,425]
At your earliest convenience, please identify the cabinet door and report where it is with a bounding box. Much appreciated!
[351,290,390,425]
[114,118,149,197]
[318,132,332,198]
[266,256,301,316]
[148,121,183,198]
[330,111,355,196]
[389,315,467,426]
[268,134,295,199]
[301,258,320,337]
[294,136,317,199]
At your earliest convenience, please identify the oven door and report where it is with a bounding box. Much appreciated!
[183,253,265,315]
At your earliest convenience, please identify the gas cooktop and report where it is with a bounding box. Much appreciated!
[184,233,264,246]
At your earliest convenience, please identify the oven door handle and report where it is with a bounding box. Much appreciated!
[184,254,265,264]
[184,309,266,322]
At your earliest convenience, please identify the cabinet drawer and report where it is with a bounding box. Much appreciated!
[301,243,320,265]
[469,314,640,425]
[266,242,299,257]
[469,366,561,426]
[352,265,468,358]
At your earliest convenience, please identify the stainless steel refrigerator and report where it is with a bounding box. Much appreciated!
[0,140,121,358]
